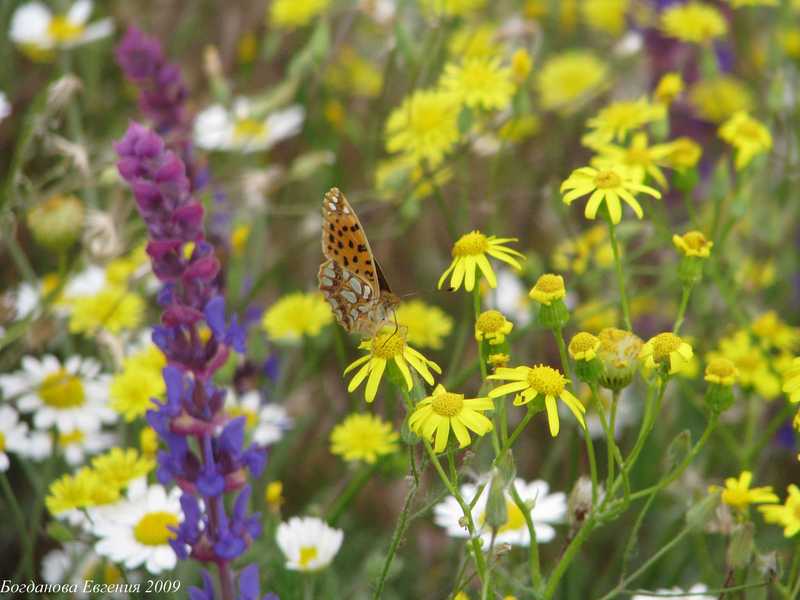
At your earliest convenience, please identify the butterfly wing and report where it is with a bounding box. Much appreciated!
[319,259,380,334]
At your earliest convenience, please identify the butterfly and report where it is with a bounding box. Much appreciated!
[318,187,400,336]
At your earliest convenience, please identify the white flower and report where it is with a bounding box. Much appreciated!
[0,92,10,122]
[92,479,183,575]
[194,98,305,153]
[10,1,113,52]
[434,478,567,547]
[63,265,106,298]
[632,584,713,600]
[43,541,132,597]
[0,355,116,433]
[487,268,531,326]
[0,405,31,471]
[226,390,293,446]
[276,516,343,571]
[57,426,117,465]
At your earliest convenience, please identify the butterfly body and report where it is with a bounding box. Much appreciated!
[318,188,399,336]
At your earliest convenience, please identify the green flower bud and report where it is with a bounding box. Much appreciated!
[27,194,85,250]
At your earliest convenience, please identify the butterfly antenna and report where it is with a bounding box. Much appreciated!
[379,309,401,349]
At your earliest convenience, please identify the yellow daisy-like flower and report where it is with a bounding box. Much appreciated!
[590,132,674,188]
[580,0,630,37]
[262,292,333,342]
[396,300,454,350]
[529,273,566,306]
[718,112,772,170]
[778,27,800,59]
[385,89,460,167]
[782,357,800,403]
[110,344,167,421]
[408,384,494,453]
[420,0,487,17]
[438,231,524,292]
[673,230,713,258]
[560,164,662,224]
[751,311,800,352]
[67,286,145,335]
[488,353,511,369]
[475,310,513,345]
[488,365,586,436]
[265,481,284,511]
[510,48,533,84]
[269,0,330,28]
[447,25,503,60]
[535,51,609,113]
[759,485,800,538]
[585,97,666,145]
[91,448,155,490]
[727,0,778,6]
[654,72,684,105]
[663,137,703,170]
[46,468,114,515]
[140,426,159,460]
[639,332,694,374]
[330,413,399,464]
[660,2,728,44]
[707,331,781,398]
[689,76,753,123]
[704,357,739,386]
[344,330,441,402]
[711,471,779,511]
[569,332,601,361]
[440,57,515,111]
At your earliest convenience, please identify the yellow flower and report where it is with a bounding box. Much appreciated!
[265,481,284,510]
[110,344,167,421]
[440,57,515,111]
[759,485,800,537]
[783,357,800,403]
[510,48,533,83]
[396,300,454,350]
[689,76,753,123]
[375,155,454,202]
[704,357,739,386]
[324,47,383,98]
[409,384,494,453]
[499,115,541,142]
[269,0,330,28]
[590,132,674,188]
[536,51,609,112]
[488,364,586,436]
[662,137,703,170]
[711,471,779,512]
[639,332,694,374]
[727,0,778,6]
[778,27,800,59]
[529,273,566,306]
[447,25,503,60]
[385,89,460,166]
[569,332,601,361]
[560,164,662,224]
[438,231,524,292]
[344,330,441,402]
[475,310,513,345]
[68,286,145,335]
[231,224,251,256]
[330,413,399,463]
[660,2,727,44]
[140,426,159,459]
[91,448,154,490]
[552,224,613,275]
[751,311,800,352]
[262,292,333,342]
[488,353,511,369]
[654,72,684,105]
[673,230,713,258]
[708,331,781,398]
[585,97,666,144]
[718,112,772,170]
[580,0,630,36]
[420,0,487,17]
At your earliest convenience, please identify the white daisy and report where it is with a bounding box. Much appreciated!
[42,541,131,597]
[276,516,343,571]
[23,430,54,461]
[0,91,10,122]
[433,477,567,547]
[632,584,713,600]
[56,426,117,466]
[0,355,116,433]
[226,390,294,446]
[194,98,305,153]
[487,268,531,326]
[92,479,183,575]
[10,1,113,52]
[0,405,31,471]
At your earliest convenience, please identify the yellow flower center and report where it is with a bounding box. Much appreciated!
[527,365,566,395]
[476,310,506,334]
[266,481,283,506]
[298,546,318,568]
[569,332,599,355]
[480,499,527,534]
[39,369,85,409]
[488,353,510,368]
[706,358,736,381]
[534,274,565,295]
[233,117,267,141]
[227,405,258,429]
[133,511,179,546]
[736,119,763,140]
[102,563,123,585]
[58,429,85,447]
[371,331,406,359]
[453,231,489,257]
[431,391,464,417]
[681,231,710,251]
[650,332,682,361]
[48,16,85,43]
[594,170,622,189]
[0,432,5,452]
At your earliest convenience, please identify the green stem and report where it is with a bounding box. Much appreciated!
[1,472,33,579]
[494,404,541,460]
[326,461,380,525]
[607,218,632,330]
[672,284,693,334]
[509,483,542,593]
[543,515,597,599]
[583,425,600,506]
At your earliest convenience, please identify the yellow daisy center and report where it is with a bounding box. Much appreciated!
[431,391,464,417]
[480,499,526,534]
[0,432,5,452]
[681,231,710,252]
[58,430,85,447]
[527,365,566,395]
[133,511,179,546]
[534,274,564,295]
[48,16,85,43]
[476,310,506,334]
[706,358,736,381]
[650,332,682,361]
[371,331,406,359]
[722,487,750,508]
[594,170,622,189]
[39,369,85,409]
[233,117,267,141]
[570,332,599,354]
[453,231,489,257]
[299,546,318,568]
[227,405,258,429]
